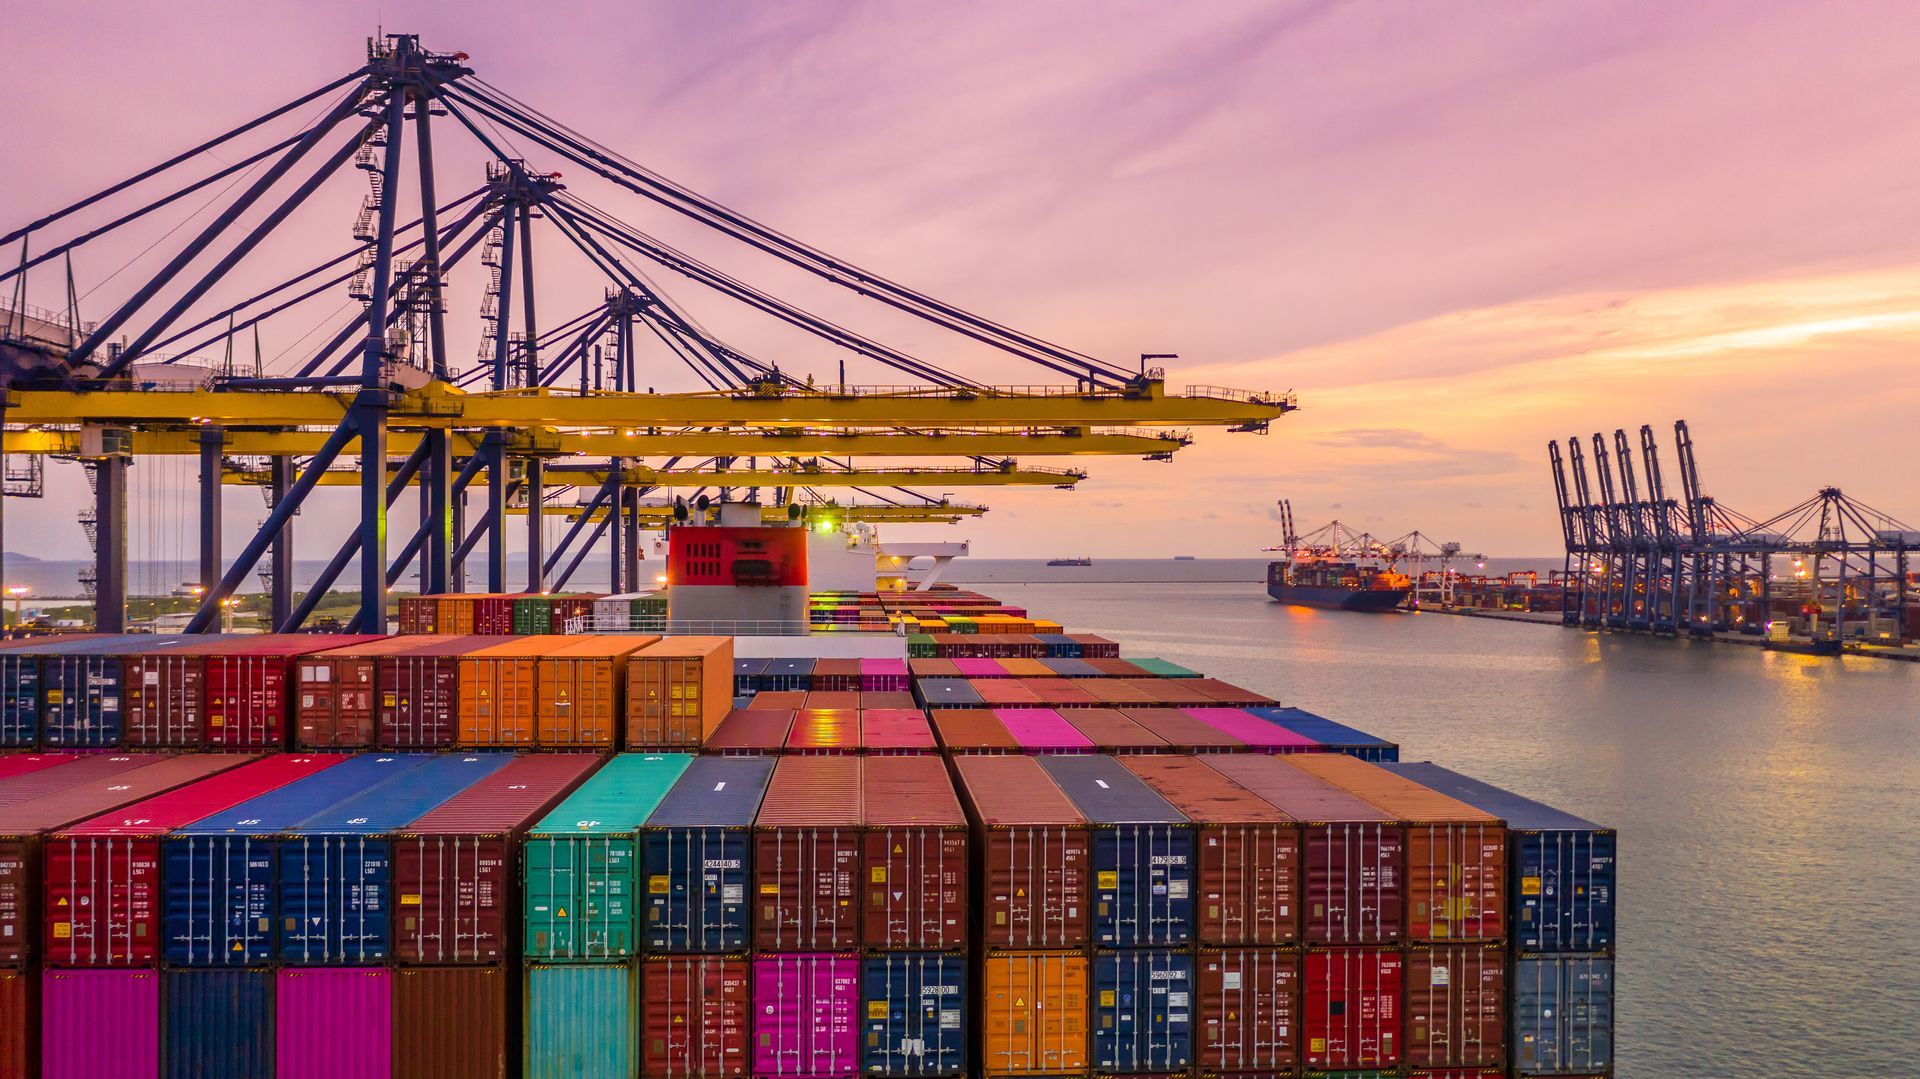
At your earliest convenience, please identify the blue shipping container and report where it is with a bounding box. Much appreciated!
[1091,949,1193,1073]
[1038,657,1099,678]
[30,636,166,748]
[162,968,274,1079]
[914,678,982,709]
[163,754,436,966]
[525,962,638,1079]
[0,646,43,746]
[734,657,771,695]
[1384,762,1616,952]
[1243,706,1401,762]
[276,753,513,963]
[1513,954,1614,1075]
[642,756,774,952]
[861,953,966,1077]
[1035,634,1080,658]
[763,657,815,693]
[1037,756,1194,946]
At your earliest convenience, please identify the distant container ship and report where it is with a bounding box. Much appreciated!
[1046,557,1092,567]
[1267,559,1410,611]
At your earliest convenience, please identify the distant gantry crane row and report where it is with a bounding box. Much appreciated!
[1550,420,1917,648]
[0,33,1295,633]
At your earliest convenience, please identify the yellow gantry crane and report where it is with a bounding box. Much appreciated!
[0,33,1294,633]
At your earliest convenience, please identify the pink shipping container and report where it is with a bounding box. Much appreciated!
[994,708,1095,753]
[859,708,937,753]
[1181,707,1322,752]
[857,658,909,693]
[751,953,860,1079]
[41,968,159,1079]
[953,658,1008,678]
[278,967,391,1079]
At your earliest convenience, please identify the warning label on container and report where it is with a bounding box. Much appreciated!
[867,1001,889,1019]
[1096,871,1118,891]
[649,876,670,895]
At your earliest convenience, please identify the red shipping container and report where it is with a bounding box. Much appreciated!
[859,690,916,710]
[803,691,860,712]
[202,634,379,748]
[0,754,146,813]
[642,954,750,1078]
[0,754,77,786]
[754,757,862,949]
[0,968,30,1079]
[749,690,808,711]
[392,754,603,963]
[1119,708,1246,752]
[379,635,488,748]
[474,594,523,635]
[1057,708,1168,752]
[1018,677,1097,708]
[1195,948,1299,1074]
[1406,943,1506,1069]
[787,708,859,754]
[928,709,1016,753]
[43,755,343,966]
[952,755,1089,947]
[706,708,795,754]
[1303,947,1403,1070]
[859,708,937,754]
[1205,756,1405,945]
[1121,755,1299,945]
[295,638,396,748]
[810,659,861,693]
[861,755,968,949]
[972,679,1040,708]
[122,638,220,747]
[0,754,251,967]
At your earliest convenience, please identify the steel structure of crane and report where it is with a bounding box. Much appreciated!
[1549,421,1917,646]
[219,461,1088,489]
[0,34,1294,634]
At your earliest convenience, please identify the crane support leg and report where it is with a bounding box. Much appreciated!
[93,456,129,633]
[525,456,545,592]
[624,488,642,591]
[484,431,509,590]
[278,436,428,632]
[269,457,295,628]
[607,456,624,594]
[197,427,224,597]
[423,430,452,593]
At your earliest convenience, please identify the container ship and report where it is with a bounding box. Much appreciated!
[1264,499,1411,611]
[1046,556,1092,566]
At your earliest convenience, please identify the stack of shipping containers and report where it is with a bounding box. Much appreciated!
[1387,762,1617,1078]
[1037,754,1196,1076]
[953,755,1091,1078]
[522,753,691,1077]
[639,755,775,1077]
[391,753,603,1077]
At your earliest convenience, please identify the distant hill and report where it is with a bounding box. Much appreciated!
[2,553,41,562]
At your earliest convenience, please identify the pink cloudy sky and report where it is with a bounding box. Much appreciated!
[5,1,1918,567]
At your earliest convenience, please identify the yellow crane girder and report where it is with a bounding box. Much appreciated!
[3,426,1185,458]
[2,379,1291,429]
[221,463,1085,488]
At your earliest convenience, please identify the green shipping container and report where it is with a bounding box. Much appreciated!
[523,753,692,960]
[907,635,936,658]
[513,597,555,635]
[524,962,639,1078]
[1132,657,1201,678]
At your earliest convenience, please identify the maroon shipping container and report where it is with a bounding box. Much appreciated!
[1204,756,1404,945]
[397,595,437,634]
[380,635,493,748]
[393,754,603,963]
[122,638,221,747]
[474,595,522,635]
[393,965,510,1078]
[294,637,400,748]
[43,755,339,966]
[1185,678,1278,706]
[749,690,808,711]
[811,659,862,693]
[0,754,151,812]
[858,691,917,711]
[861,755,968,949]
[40,968,158,1079]
[0,754,251,966]
[1057,708,1168,752]
[705,708,795,754]
[928,709,1017,753]
[1080,658,1151,677]
[859,708,937,754]
[1018,677,1097,708]
[1121,755,1299,945]
[1303,946,1403,1070]
[803,691,860,712]
[203,635,380,748]
[1196,948,1300,1074]
[952,755,1089,948]
[0,968,28,1079]
[549,595,597,631]
[1120,708,1247,752]
[754,757,862,949]
[787,709,859,754]
[1406,943,1505,1069]
[642,955,750,1078]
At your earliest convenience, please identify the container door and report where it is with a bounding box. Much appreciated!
[860,954,966,1077]
[753,829,859,949]
[276,836,394,963]
[523,835,635,960]
[862,827,967,950]
[1092,949,1193,1072]
[1091,824,1193,946]
[643,828,750,952]
[162,836,278,966]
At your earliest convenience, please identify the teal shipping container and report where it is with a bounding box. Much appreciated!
[524,962,639,1079]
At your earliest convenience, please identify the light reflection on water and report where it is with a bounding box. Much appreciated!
[993,581,1920,1079]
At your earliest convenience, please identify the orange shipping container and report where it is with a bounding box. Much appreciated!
[535,635,658,748]
[455,639,554,747]
[981,950,1088,1077]
[625,637,734,749]
[1286,754,1507,941]
[437,596,478,636]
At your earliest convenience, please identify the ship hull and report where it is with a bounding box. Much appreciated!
[1267,583,1409,611]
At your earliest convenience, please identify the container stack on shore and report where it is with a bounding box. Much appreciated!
[0,584,1612,1077]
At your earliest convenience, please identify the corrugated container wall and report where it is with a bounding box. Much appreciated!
[643,755,776,953]
[1407,942,1506,1069]
[162,968,273,1079]
[524,962,639,1079]
[393,753,604,964]
[980,951,1088,1077]
[457,640,547,747]
[1512,954,1613,1076]
[0,968,29,1079]
[751,952,860,1079]
[40,968,159,1079]
[393,965,511,1079]
[536,635,657,747]
[754,756,862,950]
[643,955,750,1079]
[1092,948,1194,1073]
[862,952,966,1077]
[1195,947,1299,1074]
[861,755,968,950]
[952,756,1089,948]
[1303,946,1403,1071]
[276,967,390,1079]
[626,636,735,749]
[379,636,480,748]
